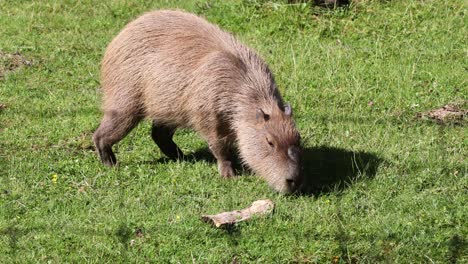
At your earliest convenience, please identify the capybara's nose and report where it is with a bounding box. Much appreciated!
[286,178,297,190]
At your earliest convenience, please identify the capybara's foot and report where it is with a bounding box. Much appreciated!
[101,151,117,167]
[93,134,117,166]
[218,160,235,178]
[93,110,141,167]
[151,123,185,160]
[161,145,185,161]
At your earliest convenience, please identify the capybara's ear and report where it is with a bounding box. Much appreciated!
[256,108,270,123]
[284,103,292,116]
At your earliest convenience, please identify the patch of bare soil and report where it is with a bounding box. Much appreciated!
[417,102,467,125]
[0,51,32,79]
[0,103,6,110]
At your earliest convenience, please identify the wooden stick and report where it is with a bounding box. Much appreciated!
[202,199,275,228]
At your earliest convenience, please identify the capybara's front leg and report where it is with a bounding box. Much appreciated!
[207,137,235,178]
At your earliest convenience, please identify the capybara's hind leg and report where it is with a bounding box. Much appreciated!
[93,111,141,166]
[151,122,184,160]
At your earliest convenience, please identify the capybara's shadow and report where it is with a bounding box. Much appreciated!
[153,145,383,195]
[154,147,246,172]
[154,147,215,164]
[300,146,383,195]
[184,147,216,163]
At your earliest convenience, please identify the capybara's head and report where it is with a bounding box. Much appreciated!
[237,103,302,193]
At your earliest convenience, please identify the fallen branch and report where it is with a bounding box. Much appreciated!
[202,199,275,228]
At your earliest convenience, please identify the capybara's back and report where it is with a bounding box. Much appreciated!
[94,10,302,193]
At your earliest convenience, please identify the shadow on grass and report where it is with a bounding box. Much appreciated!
[299,145,383,195]
[154,147,247,172]
[154,145,383,195]
[151,147,213,164]
[0,226,21,254]
[287,0,350,8]
[449,234,466,264]
[184,148,216,164]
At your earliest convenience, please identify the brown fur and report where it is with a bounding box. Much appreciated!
[93,10,302,193]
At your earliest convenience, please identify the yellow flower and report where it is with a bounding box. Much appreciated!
[51,174,58,184]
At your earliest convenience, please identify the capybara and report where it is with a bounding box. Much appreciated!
[93,10,302,193]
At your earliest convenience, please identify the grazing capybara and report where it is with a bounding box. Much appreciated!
[93,10,302,193]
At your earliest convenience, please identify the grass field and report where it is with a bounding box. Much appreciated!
[0,0,466,262]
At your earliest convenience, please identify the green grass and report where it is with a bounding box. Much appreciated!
[1,0,466,262]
